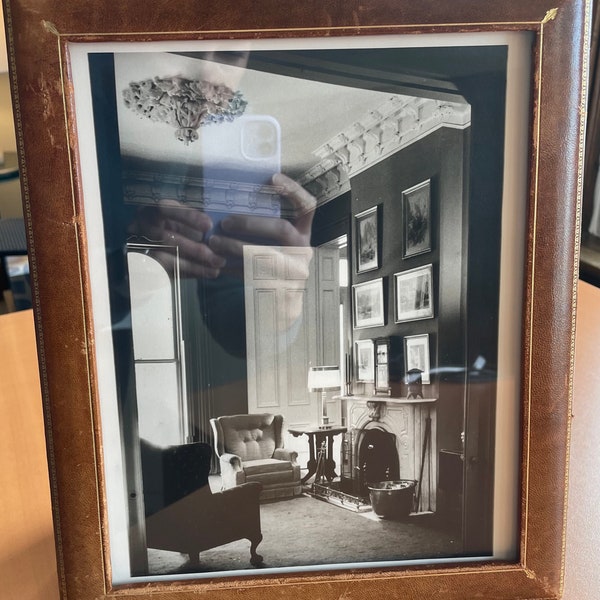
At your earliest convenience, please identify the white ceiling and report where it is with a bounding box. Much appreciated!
[114,52,410,177]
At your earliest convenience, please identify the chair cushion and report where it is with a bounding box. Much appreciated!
[219,414,278,461]
[243,458,292,476]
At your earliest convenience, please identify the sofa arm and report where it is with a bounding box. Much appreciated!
[273,448,298,464]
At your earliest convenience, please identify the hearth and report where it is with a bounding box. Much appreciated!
[337,396,437,513]
[340,426,400,498]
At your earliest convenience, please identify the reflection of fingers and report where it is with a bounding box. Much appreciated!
[209,234,245,258]
[272,173,317,235]
[158,199,213,229]
[210,237,312,281]
[159,200,212,242]
[168,232,227,269]
[152,250,222,279]
[220,215,305,246]
[164,220,207,243]
[273,174,316,213]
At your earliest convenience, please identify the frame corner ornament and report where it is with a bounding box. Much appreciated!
[542,8,559,24]
[42,20,60,37]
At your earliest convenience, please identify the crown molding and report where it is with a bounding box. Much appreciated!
[300,96,471,205]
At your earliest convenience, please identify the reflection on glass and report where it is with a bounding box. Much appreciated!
[80,37,525,582]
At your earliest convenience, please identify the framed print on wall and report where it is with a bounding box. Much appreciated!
[402,179,432,258]
[374,337,390,394]
[355,339,375,382]
[404,334,431,385]
[394,264,434,322]
[3,0,589,599]
[353,278,385,329]
[355,205,380,273]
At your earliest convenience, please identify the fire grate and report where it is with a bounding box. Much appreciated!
[308,481,372,513]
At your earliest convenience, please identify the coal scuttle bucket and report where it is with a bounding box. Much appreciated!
[368,480,416,519]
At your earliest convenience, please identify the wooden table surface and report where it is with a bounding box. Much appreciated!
[0,308,59,600]
[2,282,599,598]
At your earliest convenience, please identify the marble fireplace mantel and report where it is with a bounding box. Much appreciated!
[335,395,437,404]
[337,395,437,512]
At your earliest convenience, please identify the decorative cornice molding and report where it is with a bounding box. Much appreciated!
[300,96,471,205]
[122,170,286,218]
[122,96,470,212]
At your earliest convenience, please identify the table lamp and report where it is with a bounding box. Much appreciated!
[308,365,340,429]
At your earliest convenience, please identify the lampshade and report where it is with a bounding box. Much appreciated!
[307,366,341,392]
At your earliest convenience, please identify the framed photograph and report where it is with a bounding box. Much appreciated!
[394,264,434,322]
[374,338,390,393]
[4,0,588,599]
[355,205,380,273]
[404,334,431,385]
[353,279,385,328]
[403,179,432,258]
[355,339,375,382]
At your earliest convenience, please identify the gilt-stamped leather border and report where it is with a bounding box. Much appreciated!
[2,0,589,598]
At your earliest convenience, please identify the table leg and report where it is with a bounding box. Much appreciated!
[302,435,317,484]
[314,432,338,482]
[325,432,338,481]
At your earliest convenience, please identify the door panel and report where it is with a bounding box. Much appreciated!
[244,245,341,463]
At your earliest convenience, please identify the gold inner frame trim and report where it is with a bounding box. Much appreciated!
[56,15,551,587]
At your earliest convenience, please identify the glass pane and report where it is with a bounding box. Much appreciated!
[135,362,181,446]
[70,31,530,584]
[128,252,176,360]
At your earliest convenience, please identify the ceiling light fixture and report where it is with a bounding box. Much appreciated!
[123,76,247,145]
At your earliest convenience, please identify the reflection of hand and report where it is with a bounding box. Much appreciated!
[129,173,317,283]
[204,173,317,331]
[207,173,317,330]
[128,199,227,279]
[208,173,316,263]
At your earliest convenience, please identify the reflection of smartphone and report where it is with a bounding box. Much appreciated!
[201,115,281,240]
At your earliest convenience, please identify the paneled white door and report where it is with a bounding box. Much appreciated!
[244,245,340,460]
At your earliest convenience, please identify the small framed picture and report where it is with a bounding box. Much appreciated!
[355,339,375,382]
[353,278,385,328]
[404,334,431,384]
[355,205,380,273]
[394,264,434,323]
[403,179,432,258]
[374,338,390,393]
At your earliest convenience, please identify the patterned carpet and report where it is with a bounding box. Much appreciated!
[147,492,462,578]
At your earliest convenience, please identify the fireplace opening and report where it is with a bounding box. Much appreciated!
[341,426,400,498]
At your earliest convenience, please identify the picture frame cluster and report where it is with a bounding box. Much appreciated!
[352,179,433,392]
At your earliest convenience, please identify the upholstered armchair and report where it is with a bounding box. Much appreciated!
[210,413,302,501]
[140,440,263,568]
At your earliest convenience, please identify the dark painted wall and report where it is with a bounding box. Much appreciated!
[349,126,469,455]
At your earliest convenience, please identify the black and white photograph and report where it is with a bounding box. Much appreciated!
[394,264,434,323]
[355,339,375,382]
[355,206,380,273]
[403,180,432,258]
[405,334,431,385]
[66,30,529,586]
[353,279,385,329]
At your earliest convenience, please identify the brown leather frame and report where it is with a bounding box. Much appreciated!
[2,0,589,598]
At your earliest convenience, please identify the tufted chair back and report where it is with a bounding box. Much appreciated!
[212,413,284,461]
[210,413,301,501]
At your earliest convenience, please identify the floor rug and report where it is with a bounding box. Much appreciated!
[148,493,462,576]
